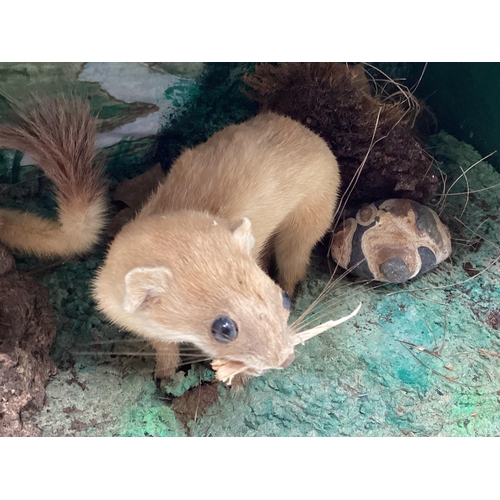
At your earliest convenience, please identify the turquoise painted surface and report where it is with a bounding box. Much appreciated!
[163,78,198,108]
[115,382,184,437]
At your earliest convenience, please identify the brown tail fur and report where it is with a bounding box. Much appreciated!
[0,96,107,258]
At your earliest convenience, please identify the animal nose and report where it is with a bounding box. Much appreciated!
[281,353,295,368]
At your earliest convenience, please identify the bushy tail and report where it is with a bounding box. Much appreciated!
[0,96,107,258]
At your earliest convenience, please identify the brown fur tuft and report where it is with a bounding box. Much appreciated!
[242,62,440,206]
[0,96,107,258]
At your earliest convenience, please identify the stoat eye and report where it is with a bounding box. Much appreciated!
[211,316,238,343]
[281,290,291,310]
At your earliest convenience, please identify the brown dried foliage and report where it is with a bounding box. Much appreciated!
[243,63,440,206]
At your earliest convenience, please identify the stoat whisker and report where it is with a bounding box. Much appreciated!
[290,259,367,329]
[292,280,387,332]
[71,350,213,366]
[76,338,150,346]
[72,351,158,357]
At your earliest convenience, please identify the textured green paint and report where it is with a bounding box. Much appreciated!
[162,365,215,397]
[447,392,499,437]
[116,383,184,437]
[163,78,198,108]
[0,62,85,95]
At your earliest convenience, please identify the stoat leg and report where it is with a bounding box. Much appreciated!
[151,341,180,379]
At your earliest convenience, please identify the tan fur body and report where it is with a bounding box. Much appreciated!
[94,112,341,379]
[140,113,340,275]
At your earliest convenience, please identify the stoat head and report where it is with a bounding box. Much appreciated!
[93,211,295,378]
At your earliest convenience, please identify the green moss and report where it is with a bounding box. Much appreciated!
[116,383,184,437]
[116,405,183,437]
[162,365,215,398]
[447,391,500,437]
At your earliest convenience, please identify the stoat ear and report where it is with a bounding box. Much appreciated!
[229,217,255,254]
[123,266,173,314]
